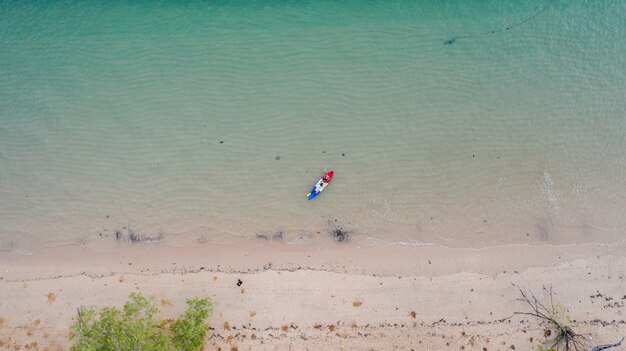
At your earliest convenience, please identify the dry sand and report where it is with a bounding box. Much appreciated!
[1,241,625,350]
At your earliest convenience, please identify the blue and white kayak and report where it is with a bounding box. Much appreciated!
[307,170,334,200]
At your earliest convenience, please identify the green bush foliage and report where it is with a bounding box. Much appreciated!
[70,293,213,351]
[170,298,213,351]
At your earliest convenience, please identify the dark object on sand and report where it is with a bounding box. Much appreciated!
[276,155,280,160]
[589,337,624,351]
[236,279,243,287]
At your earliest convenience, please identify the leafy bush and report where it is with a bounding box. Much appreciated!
[70,293,213,351]
[170,298,213,351]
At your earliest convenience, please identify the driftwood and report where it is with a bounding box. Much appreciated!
[588,337,624,351]
[514,286,586,351]
[514,285,624,351]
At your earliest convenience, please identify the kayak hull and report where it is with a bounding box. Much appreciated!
[308,170,334,200]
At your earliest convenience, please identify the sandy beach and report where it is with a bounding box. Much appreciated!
[1,241,625,350]
[1,1,625,350]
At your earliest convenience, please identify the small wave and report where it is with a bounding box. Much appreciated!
[361,237,434,248]
[541,171,560,216]
[9,248,34,256]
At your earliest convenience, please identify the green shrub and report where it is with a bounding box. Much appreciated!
[70,293,212,351]
[170,298,213,351]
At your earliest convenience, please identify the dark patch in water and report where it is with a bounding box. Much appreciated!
[330,227,350,243]
[0,240,17,252]
[256,230,283,241]
[536,217,552,241]
[114,227,163,243]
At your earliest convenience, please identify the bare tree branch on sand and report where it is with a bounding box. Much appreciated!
[513,285,623,351]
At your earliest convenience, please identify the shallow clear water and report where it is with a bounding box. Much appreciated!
[1,0,625,251]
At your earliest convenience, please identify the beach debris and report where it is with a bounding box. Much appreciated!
[219,140,224,144]
[249,311,256,317]
[341,153,345,156]
[352,300,363,307]
[409,311,417,319]
[236,279,243,287]
[589,337,624,351]
[514,285,586,351]
[47,292,56,304]
[432,318,446,325]
[275,155,280,160]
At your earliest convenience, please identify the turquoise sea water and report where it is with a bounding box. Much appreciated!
[1,1,625,251]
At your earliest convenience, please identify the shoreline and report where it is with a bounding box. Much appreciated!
[2,240,626,281]
[1,241,625,350]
